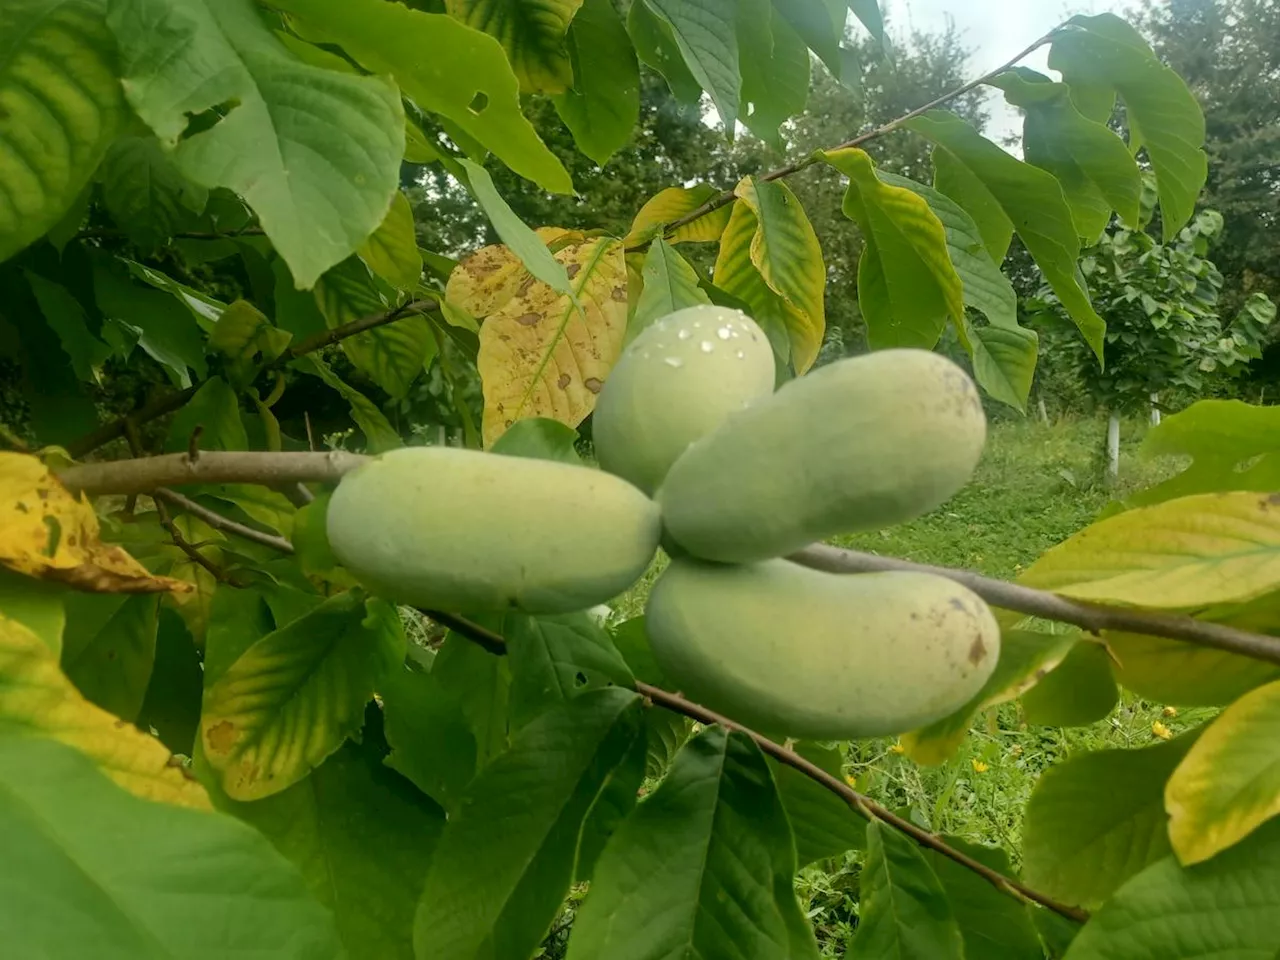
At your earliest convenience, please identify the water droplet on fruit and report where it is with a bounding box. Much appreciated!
[700,341,714,353]
[736,350,746,359]
[717,327,732,340]
[664,357,683,368]
[677,329,692,340]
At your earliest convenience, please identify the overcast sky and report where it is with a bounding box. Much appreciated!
[887,0,1131,146]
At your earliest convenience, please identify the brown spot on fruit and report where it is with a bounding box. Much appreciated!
[516,312,540,326]
[584,377,603,394]
[557,373,571,389]
[205,720,238,754]
[968,636,987,665]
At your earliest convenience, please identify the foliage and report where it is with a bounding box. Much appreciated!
[2,1,1279,958]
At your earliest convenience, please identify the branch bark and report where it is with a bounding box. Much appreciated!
[428,611,1090,924]
[58,450,368,496]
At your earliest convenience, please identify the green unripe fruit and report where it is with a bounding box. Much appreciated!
[659,349,986,563]
[646,558,1000,739]
[593,305,775,494]
[327,446,661,613]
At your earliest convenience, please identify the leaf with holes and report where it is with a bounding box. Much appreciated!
[477,237,627,445]
[0,612,209,809]
[565,727,820,960]
[108,0,404,287]
[358,191,423,290]
[199,591,404,800]
[61,593,159,723]
[99,134,209,247]
[0,736,341,958]
[641,0,739,130]
[1048,13,1206,240]
[1166,679,1280,865]
[274,0,571,192]
[826,148,963,350]
[0,0,126,262]
[1022,732,1198,908]
[623,184,733,247]
[1018,491,1280,608]
[908,110,1105,360]
[445,0,583,93]
[506,612,634,729]
[415,688,643,960]
[630,236,712,342]
[0,454,189,595]
[552,0,639,165]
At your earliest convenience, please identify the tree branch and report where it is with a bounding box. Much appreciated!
[636,27,1062,250]
[58,450,368,496]
[428,611,1090,924]
[65,300,438,459]
[152,488,296,554]
[790,543,1280,667]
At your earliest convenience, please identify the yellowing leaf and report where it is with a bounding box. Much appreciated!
[0,612,210,810]
[1166,678,1280,864]
[447,227,581,318]
[1106,631,1280,707]
[623,185,733,247]
[477,238,627,446]
[358,191,423,289]
[713,178,826,373]
[0,453,190,595]
[1019,492,1280,608]
[444,0,585,94]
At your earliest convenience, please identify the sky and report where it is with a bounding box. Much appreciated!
[887,0,1130,146]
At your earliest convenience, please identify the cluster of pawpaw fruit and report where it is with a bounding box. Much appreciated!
[327,304,999,740]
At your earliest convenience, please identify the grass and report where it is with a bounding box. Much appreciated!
[608,415,1216,954]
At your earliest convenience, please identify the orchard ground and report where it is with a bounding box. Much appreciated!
[595,414,1218,952]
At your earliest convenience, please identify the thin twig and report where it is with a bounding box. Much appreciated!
[152,488,295,554]
[635,27,1062,250]
[154,498,230,583]
[426,611,1089,924]
[790,543,1280,667]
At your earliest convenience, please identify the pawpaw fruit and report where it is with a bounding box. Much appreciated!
[659,349,986,563]
[327,446,661,613]
[645,558,1000,739]
[593,305,775,494]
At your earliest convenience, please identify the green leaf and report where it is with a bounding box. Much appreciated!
[715,178,825,372]
[876,170,1035,409]
[907,110,1106,360]
[1132,400,1280,507]
[850,820,965,959]
[626,0,701,103]
[0,736,341,957]
[358,191,423,290]
[0,0,126,262]
[923,838,1044,960]
[1018,491,1280,608]
[1061,817,1280,959]
[738,0,810,149]
[434,630,512,770]
[566,727,820,960]
[903,629,1075,765]
[381,662,478,814]
[849,0,890,58]
[122,259,226,331]
[93,259,208,388]
[165,377,248,453]
[1021,639,1118,727]
[414,687,643,960]
[61,594,158,723]
[827,148,963,350]
[273,256,329,339]
[506,612,634,729]
[641,0,740,130]
[1049,13,1207,240]
[272,0,572,193]
[24,271,110,383]
[209,300,291,388]
[490,417,583,463]
[445,0,583,93]
[137,607,203,754]
[294,355,402,452]
[224,740,445,960]
[630,236,712,341]
[200,592,405,800]
[1166,678,1280,865]
[933,146,1014,263]
[1022,732,1198,908]
[772,741,867,868]
[991,69,1141,241]
[314,258,433,397]
[771,0,843,78]
[1105,629,1280,707]
[575,718,648,883]
[0,568,64,656]
[552,0,640,165]
[109,0,404,288]
[100,134,209,247]
[609,617,691,780]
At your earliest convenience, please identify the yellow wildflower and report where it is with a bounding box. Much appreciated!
[971,759,989,773]
[1152,721,1173,740]
[890,742,905,755]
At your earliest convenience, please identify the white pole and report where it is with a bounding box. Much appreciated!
[1038,397,1049,425]
[1107,414,1121,480]
[1150,393,1161,426]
